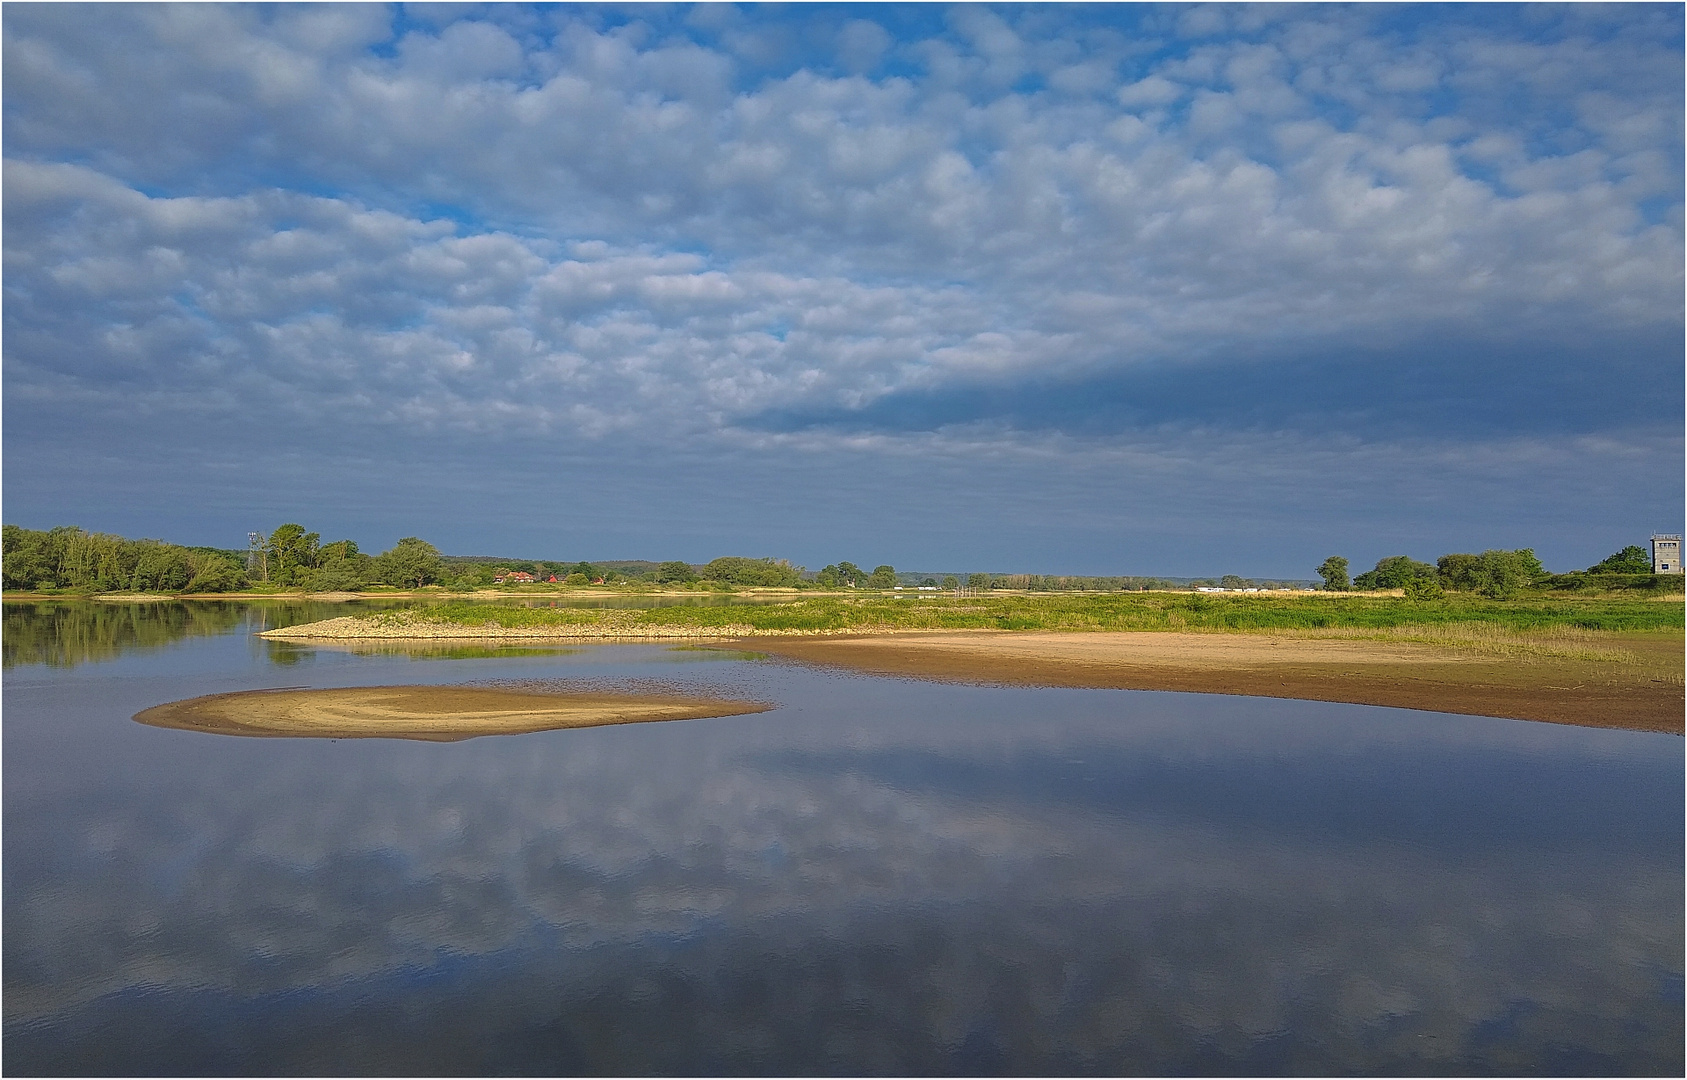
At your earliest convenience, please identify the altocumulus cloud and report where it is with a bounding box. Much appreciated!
[3,3,1680,574]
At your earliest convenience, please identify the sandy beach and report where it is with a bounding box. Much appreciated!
[257,616,1683,733]
[134,685,772,742]
[732,630,1684,734]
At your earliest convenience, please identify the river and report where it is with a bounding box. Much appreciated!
[4,600,1681,1074]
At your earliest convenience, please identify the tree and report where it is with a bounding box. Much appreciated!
[318,539,359,562]
[1220,574,1248,589]
[1439,549,1542,597]
[1352,555,1437,590]
[265,524,320,585]
[967,573,991,589]
[867,565,896,588]
[1436,553,1481,591]
[709,557,801,587]
[375,537,442,588]
[1472,549,1544,598]
[942,575,959,590]
[182,550,247,593]
[1315,556,1349,590]
[1589,545,1651,574]
[654,561,697,584]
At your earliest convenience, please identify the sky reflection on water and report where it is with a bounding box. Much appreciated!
[3,606,1681,1074]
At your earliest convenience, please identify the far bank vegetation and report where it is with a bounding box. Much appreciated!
[4,523,1680,603]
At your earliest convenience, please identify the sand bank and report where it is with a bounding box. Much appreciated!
[260,615,765,640]
[134,685,771,742]
[730,631,1684,734]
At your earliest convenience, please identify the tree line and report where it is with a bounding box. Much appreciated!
[1,526,250,593]
[0,524,449,594]
[1314,545,1672,599]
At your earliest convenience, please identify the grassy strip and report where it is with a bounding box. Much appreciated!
[394,594,1684,635]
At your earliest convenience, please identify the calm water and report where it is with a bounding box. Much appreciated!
[4,603,1682,1075]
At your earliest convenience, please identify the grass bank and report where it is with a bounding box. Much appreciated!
[398,592,1683,635]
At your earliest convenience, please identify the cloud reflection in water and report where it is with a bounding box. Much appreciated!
[4,649,1681,1074]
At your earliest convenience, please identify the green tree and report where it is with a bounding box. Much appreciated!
[967,573,991,589]
[700,557,802,587]
[317,539,359,562]
[942,575,959,590]
[1315,556,1349,590]
[1220,574,1248,589]
[265,524,320,585]
[1352,555,1437,590]
[375,537,443,588]
[1471,549,1545,598]
[2,525,58,589]
[184,550,248,593]
[867,564,897,588]
[1436,553,1481,591]
[1589,545,1651,574]
[654,561,697,584]
[129,542,192,592]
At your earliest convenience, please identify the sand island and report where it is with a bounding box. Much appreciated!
[260,602,1684,734]
[134,685,772,742]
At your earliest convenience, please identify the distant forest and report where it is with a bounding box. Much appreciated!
[2,523,1676,597]
[0,523,1202,595]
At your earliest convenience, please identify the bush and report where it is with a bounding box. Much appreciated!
[1402,577,1444,602]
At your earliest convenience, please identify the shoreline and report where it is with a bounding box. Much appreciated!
[258,618,1683,734]
[732,631,1683,735]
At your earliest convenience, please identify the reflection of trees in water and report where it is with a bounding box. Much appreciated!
[3,596,782,670]
[1,600,404,669]
[2,601,248,668]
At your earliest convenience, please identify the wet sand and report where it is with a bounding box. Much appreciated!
[730,631,1684,734]
[134,685,772,742]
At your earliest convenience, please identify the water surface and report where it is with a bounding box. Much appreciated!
[4,602,1681,1074]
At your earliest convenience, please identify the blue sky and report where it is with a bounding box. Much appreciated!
[4,3,1681,576]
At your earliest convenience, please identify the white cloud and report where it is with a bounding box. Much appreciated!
[1,4,1679,566]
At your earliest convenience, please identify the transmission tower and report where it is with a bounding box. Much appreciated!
[247,532,268,581]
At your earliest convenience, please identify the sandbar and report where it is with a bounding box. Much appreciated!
[728,631,1684,734]
[134,685,772,742]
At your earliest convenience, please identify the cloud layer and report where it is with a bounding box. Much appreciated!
[4,4,1681,572]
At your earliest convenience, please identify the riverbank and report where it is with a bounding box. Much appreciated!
[735,630,1684,734]
[261,610,1683,733]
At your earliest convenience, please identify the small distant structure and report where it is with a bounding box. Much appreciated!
[247,532,267,579]
[1651,534,1682,574]
[493,570,536,584]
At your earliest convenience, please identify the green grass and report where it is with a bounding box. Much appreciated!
[388,593,1685,635]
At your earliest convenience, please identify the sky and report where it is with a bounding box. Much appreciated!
[3,2,1681,577]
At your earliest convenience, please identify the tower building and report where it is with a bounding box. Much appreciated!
[1650,534,1681,574]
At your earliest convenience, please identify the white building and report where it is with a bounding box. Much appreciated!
[1650,534,1682,574]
